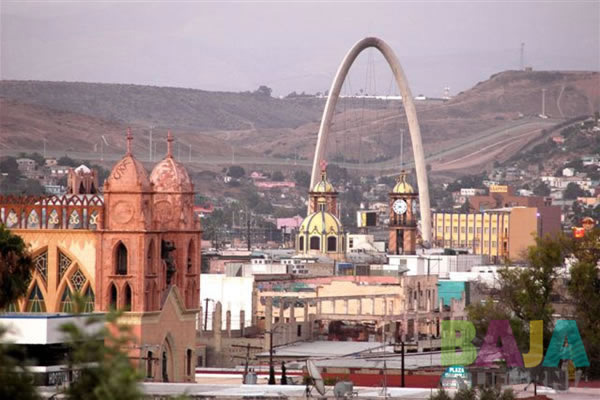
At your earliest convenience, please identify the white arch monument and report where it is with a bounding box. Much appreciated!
[310,37,432,243]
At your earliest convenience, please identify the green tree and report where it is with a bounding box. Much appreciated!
[496,234,570,343]
[0,327,40,400]
[0,225,33,309]
[272,171,284,182]
[567,228,600,377]
[254,85,272,97]
[60,297,142,400]
[0,157,20,175]
[58,156,79,167]
[564,182,588,200]
[227,165,245,179]
[293,170,311,188]
[533,182,551,197]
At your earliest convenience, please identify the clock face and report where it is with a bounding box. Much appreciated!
[393,199,408,215]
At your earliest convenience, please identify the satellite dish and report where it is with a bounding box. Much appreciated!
[306,360,326,396]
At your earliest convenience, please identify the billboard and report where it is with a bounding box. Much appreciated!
[356,210,377,227]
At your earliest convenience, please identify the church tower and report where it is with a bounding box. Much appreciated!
[297,162,345,260]
[97,130,200,383]
[97,129,156,313]
[308,161,338,216]
[388,171,417,255]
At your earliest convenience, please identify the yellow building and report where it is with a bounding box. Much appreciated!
[433,206,561,261]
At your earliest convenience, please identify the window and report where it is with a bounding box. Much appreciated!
[468,227,473,233]
[116,242,128,275]
[147,241,155,274]
[147,351,153,378]
[124,284,132,311]
[327,237,337,252]
[318,203,326,212]
[109,283,118,309]
[61,286,73,313]
[484,228,489,235]
[298,236,304,251]
[186,349,193,376]
[349,238,354,248]
[476,227,482,234]
[460,227,465,233]
[492,228,497,234]
[492,241,496,248]
[437,226,442,232]
[27,283,46,312]
[187,241,194,273]
[84,286,94,312]
[162,352,168,382]
[309,236,320,250]
[453,227,458,233]
[445,227,450,233]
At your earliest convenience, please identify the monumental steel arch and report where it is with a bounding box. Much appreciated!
[310,37,432,243]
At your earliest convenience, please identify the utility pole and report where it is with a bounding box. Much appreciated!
[401,340,405,387]
[203,298,212,331]
[188,143,192,162]
[43,138,47,159]
[247,211,251,251]
[520,42,525,70]
[267,327,277,384]
[542,88,546,117]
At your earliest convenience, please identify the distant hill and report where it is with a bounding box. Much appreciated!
[1,70,598,173]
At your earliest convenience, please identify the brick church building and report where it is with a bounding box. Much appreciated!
[0,130,201,382]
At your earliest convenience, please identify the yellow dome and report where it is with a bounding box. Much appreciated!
[300,210,343,235]
[312,179,335,193]
[392,172,415,194]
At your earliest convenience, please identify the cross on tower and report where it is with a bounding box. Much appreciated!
[126,127,133,155]
[320,159,328,172]
[167,131,174,158]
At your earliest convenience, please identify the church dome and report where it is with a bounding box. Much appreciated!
[299,210,343,235]
[311,163,335,193]
[150,132,193,193]
[392,172,415,194]
[104,130,152,192]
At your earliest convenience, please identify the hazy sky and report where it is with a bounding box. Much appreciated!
[1,1,598,97]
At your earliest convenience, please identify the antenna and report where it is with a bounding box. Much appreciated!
[520,42,525,70]
[306,360,326,396]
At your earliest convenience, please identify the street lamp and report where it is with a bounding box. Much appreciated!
[266,323,285,384]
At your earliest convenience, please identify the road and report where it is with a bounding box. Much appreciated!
[3,117,559,174]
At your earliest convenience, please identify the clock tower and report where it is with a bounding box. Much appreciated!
[388,171,417,255]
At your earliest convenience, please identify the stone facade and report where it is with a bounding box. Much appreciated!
[0,131,202,383]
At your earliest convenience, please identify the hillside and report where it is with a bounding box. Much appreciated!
[0,70,598,173]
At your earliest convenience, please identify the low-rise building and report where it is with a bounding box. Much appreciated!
[432,206,561,262]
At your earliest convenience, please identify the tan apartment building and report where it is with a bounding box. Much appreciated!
[433,206,561,261]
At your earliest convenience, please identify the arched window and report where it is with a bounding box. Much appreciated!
[186,349,193,376]
[78,182,85,194]
[109,283,118,309]
[61,286,73,313]
[147,240,155,275]
[162,352,169,382]
[124,283,132,311]
[84,286,94,312]
[147,351,153,378]
[309,236,320,250]
[116,242,128,275]
[27,283,46,312]
[298,236,304,251]
[187,241,194,273]
[327,237,337,252]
